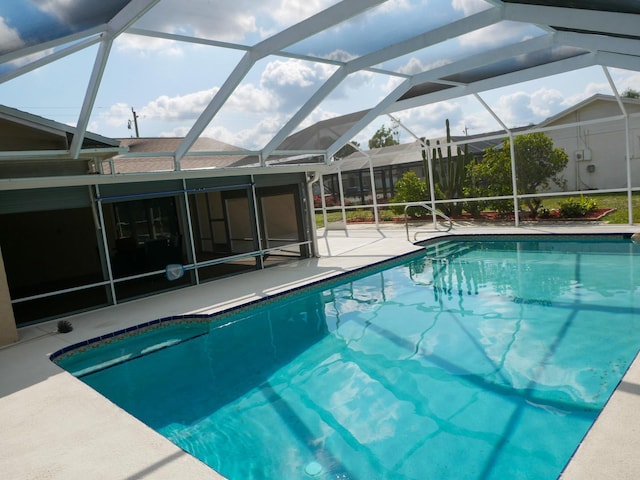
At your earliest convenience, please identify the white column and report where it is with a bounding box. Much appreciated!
[0,246,18,346]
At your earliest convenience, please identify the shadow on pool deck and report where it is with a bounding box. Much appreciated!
[1,222,639,479]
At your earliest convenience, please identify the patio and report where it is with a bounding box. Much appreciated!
[1,222,639,479]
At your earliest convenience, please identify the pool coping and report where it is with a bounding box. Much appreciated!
[1,223,639,479]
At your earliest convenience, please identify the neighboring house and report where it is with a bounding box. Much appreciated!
[319,94,640,205]
[320,130,511,205]
[323,141,428,204]
[539,94,640,192]
[0,109,314,334]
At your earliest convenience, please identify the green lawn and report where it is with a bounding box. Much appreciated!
[541,193,640,224]
[314,193,640,227]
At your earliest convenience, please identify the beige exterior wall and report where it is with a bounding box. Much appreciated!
[0,246,18,346]
[544,99,640,192]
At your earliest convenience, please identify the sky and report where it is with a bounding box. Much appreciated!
[1,0,639,151]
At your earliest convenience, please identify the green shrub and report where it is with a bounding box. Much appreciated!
[558,196,597,218]
[462,199,486,217]
[391,171,427,217]
[538,206,551,218]
[380,209,395,221]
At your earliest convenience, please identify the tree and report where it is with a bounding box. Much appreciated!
[465,132,569,216]
[622,88,640,99]
[423,119,473,216]
[390,171,427,218]
[368,124,399,149]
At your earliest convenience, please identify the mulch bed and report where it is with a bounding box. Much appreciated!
[343,208,616,224]
[443,208,616,222]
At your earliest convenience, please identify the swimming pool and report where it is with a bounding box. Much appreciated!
[53,235,640,479]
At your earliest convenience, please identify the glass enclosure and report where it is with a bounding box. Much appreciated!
[1,178,311,325]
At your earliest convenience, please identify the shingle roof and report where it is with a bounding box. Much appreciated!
[110,137,257,174]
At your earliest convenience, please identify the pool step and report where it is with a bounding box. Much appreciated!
[423,241,475,261]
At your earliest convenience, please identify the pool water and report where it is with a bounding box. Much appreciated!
[55,236,640,479]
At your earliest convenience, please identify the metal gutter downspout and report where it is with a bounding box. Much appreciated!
[307,171,321,257]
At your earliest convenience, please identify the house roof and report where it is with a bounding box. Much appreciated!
[337,125,531,171]
[0,105,121,153]
[537,93,640,127]
[109,137,258,174]
[337,141,424,172]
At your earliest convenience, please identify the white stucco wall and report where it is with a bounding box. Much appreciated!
[543,98,640,192]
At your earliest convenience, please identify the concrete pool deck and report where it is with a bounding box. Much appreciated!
[1,221,639,479]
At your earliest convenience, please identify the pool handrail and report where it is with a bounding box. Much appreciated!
[404,202,453,241]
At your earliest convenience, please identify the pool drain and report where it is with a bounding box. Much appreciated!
[305,461,323,477]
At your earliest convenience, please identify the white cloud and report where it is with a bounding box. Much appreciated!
[140,84,279,123]
[496,91,533,125]
[528,88,565,118]
[33,0,74,15]
[322,49,357,62]
[397,101,466,137]
[93,103,151,138]
[115,34,183,57]
[141,89,215,121]
[33,0,80,23]
[399,57,427,76]
[495,88,566,126]
[262,59,327,89]
[452,0,491,15]
[199,114,286,149]
[136,0,261,43]
[87,119,100,132]
[0,16,24,54]
[33,0,125,29]
[325,69,377,104]
[561,80,617,107]
[399,57,451,76]
[455,111,497,135]
[229,83,279,113]
[611,70,640,96]
[124,0,409,53]
[196,124,235,144]
[260,58,336,109]
[382,99,505,144]
[459,22,531,49]
[372,0,414,14]
[382,56,452,98]
[96,56,334,147]
[7,48,55,68]
[269,0,335,27]
[558,69,640,106]
[101,102,132,128]
[156,120,277,151]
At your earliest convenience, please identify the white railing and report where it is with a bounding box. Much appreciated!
[404,202,453,241]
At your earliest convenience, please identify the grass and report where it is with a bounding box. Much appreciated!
[315,193,640,227]
[541,193,640,224]
[315,209,380,227]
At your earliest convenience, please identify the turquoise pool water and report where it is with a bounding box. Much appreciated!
[54,236,640,479]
